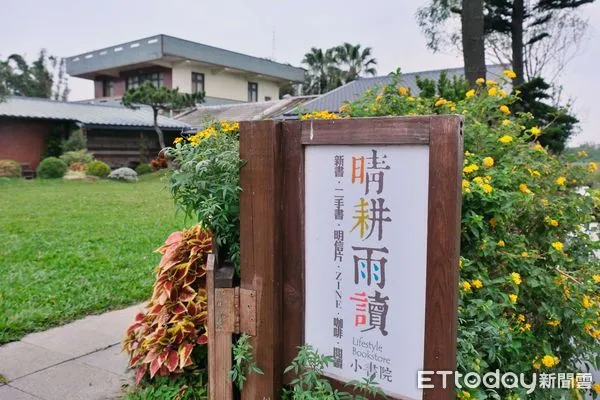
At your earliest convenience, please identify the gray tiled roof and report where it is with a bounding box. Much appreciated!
[67,35,305,83]
[0,96,189,129]
[175,96,317,127]
[296,65,507,114]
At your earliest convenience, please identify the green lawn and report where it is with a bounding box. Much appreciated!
[0,173,188,344]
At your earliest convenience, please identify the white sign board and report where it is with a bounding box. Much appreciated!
[305,145,430,400]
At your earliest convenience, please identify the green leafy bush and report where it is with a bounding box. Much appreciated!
[123,373,208,400]
[60,150,93,166]
[166,121,244,267]
[230,334,263,390]
[282,345,385,400]
[136,163,153,175]
[87,160,111,178]
[0,160,21,177]
[62,129,87,152]
[36,157,67,179]
[335,70,600,399]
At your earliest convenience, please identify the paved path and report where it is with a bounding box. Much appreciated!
[0,304,145,400]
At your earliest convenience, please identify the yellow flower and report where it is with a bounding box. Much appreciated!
[435,98,447,107]
[589,162,598,173]
[173,137,183,144]
[465,89,476,98]
[502,119,511,126]
[503,69,517,79]
[488,87,498,96]
[462,281,472,292]
[463,164,479,174]
[471,279,483,289]
[556,176,566,185]
[593,274,600,283]
[542,355,558,368]
[577,150,588,157]
[540,198,549,207]
[407,96,415,102]
[499,135,513,144]
[339,104,349,113]
[517,314,526,322]
[530,126,542,136]
[583,295,592,309]
[499,105,511,115]
[528,169,541,178]
[398,87,408,96]
[519,183,532,194]
[489,217,497,228]
[462,179,470,190]
[486,79,498,86]
[521,251,529,258]
[551,241,564,251]
[498,89,507,97]
[511,272,522,285]
[498,240,506,247]
[534,144,545,152]
[459,390,471,399]
[375,94,383,102]
[459,259,463,269]
[593,384,600,394]
[482,157,494,167]
[547,320,560,327]
[548,219,559,227]
[481,183,493,194]
[476,77,485,84]
[520,323,531,333]
[533,361,541,370]
[509,294,518,303]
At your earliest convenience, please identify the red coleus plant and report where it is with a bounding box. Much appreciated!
[123,225,212,384]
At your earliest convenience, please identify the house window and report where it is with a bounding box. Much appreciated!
[265,96,272,101]
[191,72,204,94]
[248,82,258,102]
[102,79,113,97]
[126,72,164,90]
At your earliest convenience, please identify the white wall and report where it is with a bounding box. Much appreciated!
[171,63,281,102]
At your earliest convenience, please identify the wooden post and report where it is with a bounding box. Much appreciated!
[207,254,235,400]
[239,120,283,399]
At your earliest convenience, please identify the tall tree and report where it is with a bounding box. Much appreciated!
[334,43,378,83]
[461,0,487,85]
[302,47,339,95]
[122,81,203,150]
[0,49,70,99]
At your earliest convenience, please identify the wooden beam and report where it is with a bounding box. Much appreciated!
[239,120,283,399]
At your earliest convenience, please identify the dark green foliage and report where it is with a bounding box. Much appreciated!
[0,160,21,177]
[0,50,69,99]
[122,81,203,149]
[61,129,87,152]
[416,70,470,101]
[36,157,67,179]
[513,77,578,153]
[87,160,111,178]
[135,163,153,175]
[43,127,64,158]
[302,44,377,95]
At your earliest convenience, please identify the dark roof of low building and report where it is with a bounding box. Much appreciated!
[0,96,189,129]
[175,96,317,127]
[294,65,507,114]
[67,34,306,83]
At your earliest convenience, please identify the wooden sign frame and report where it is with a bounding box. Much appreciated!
[238,116,463,400]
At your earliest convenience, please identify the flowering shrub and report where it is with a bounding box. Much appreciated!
[68,162,88,173]
[167,121,243,268]
[123,225,212,384]
[150,153,168,171]
[60,150,93,166]
[326,70,600,399]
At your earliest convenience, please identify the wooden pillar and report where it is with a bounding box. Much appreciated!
[239,120,283,399]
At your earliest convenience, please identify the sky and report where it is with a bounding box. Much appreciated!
[2,0,598,145]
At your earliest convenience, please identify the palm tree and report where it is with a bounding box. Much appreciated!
[334,43,378,83]
[302,47,340,95]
